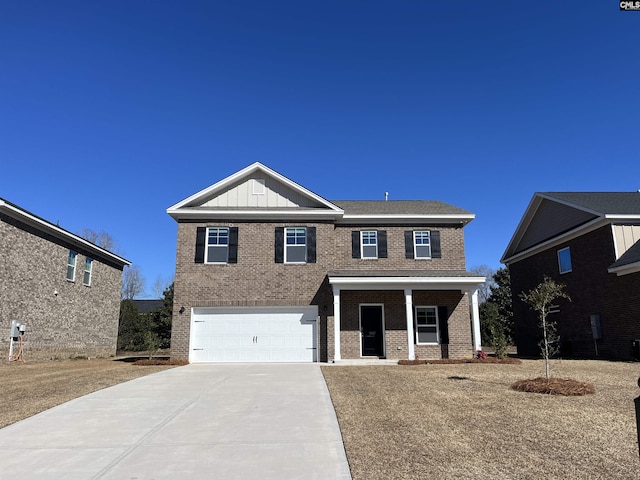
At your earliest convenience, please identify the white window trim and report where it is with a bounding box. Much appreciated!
[558,247,572,274]
[413,230,432,259]
[415,305,439,345]
[83,257,93,286]
[361,230,378,259]
[284,227,307,264]
[358,303,386,358]
[205,227,230,264]
[67,251,77,282]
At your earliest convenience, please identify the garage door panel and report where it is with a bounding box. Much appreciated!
[190,307,317,363]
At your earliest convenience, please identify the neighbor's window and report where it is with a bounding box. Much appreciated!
[83,257,93,286]
[285,227,307,263]
[206,227,230,263]
[558,247,572,274]
[67,250,77,282]
[361,231,378,259]
[414,231,431,259]
[415,306,439,344]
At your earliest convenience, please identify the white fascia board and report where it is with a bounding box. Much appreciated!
[167,208,343,221]
[329,275,486,291]
[608,263,640,276]
[0,200,131,266]
[502,217,608,265]
[167,162,343,214]
[604,214,640,221]
[338,214,475,225]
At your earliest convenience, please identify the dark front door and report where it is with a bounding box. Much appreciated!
[360,305,384,357]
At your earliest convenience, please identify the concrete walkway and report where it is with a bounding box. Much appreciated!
[0,364,352,480]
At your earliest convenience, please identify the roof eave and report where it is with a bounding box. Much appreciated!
[167,208,344,221]
[338,214,475,225]
[0,200,131,267]
[608,263,640,276]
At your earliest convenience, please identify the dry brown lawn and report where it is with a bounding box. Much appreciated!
[322,359,640,480]
[0,358,179,429]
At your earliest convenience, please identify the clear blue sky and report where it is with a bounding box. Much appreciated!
[2,1,639,298]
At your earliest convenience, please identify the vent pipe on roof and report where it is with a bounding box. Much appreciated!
[385,192,389,201]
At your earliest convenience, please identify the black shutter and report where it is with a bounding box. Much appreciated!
[228,227,238,264]
[351,231,360,258]
[378,230,387,258]
[275,227,284,263]
[404,231,414,259]
[306,227,316,263]
[438,306,449,344]
[431,231,441,258]
[195,227,206,263]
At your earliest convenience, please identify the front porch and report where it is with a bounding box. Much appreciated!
[327,270,485,362]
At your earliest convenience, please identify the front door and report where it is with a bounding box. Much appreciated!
[360,305,384,357]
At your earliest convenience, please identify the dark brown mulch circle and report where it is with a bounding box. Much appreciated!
[132,359,189,366]
[511,377,596,396]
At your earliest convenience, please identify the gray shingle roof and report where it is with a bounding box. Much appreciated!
[609,241,640,270]
[542,192,640,215]
[330,200,472,216]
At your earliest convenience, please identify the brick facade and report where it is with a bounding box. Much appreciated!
[510,225,640,360]
[171,219,476,362]
[0,211,125,361]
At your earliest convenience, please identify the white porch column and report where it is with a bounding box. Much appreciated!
[471,289,481,352]
[333,287,341,362]
[404,288,415,360]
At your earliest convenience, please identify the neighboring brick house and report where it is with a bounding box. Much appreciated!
[501,192,640,360]
[167,163,485,363]
[0,198,130,360]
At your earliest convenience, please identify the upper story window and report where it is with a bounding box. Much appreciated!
[415,306,439,344]
[83,257,93,286]
[414,231,431,259]
[285,227,307,263]
[558,247,572,274]
[207,227,230,263]
[275,227,316,264]
[352,230,387,259]
[195,227,238,264]
[405,230,441,259]
[361,231,378,259]
[67,250,77,282]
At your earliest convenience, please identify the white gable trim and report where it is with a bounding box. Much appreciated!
[167,163,343,219]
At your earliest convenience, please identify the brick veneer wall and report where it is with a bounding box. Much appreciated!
[510,225,640,360]
[0,214,123,360]
[171,220,471,361]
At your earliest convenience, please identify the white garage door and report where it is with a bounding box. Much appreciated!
[190,306,318,363]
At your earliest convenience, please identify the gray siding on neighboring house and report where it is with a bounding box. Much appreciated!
[0,212,125,361]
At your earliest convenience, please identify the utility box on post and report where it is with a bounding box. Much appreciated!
[10,320,22,340]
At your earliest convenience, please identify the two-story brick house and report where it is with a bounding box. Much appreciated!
[502,192,640,360]
[0,198,130,360]
[168,163,485,363]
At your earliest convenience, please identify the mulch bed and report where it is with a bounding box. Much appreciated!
[511,377,596,396]
[132,359,189,366]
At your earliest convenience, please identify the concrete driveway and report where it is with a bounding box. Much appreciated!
[0,364,352,480]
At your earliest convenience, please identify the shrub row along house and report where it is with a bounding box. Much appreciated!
[502,192,640,360]
[167,163,485,363]
[0,198,129,360]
